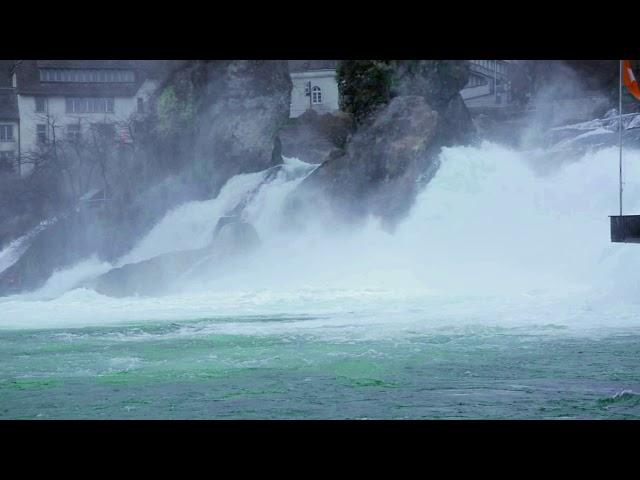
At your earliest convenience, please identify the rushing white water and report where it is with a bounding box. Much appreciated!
[117,157,317,267]
[25,256,113,301]
[2,142,640,333]
[0,217,58,275]
[117,169,269,266]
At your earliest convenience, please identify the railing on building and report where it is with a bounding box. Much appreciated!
[469,60,510,80]
[463,60,512,105]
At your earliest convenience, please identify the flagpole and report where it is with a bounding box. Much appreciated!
[620,59,624,217]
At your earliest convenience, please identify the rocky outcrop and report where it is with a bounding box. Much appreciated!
[90,218,260,297]
[392,60,471,109]
[0,212,94,295]
[292,96,440,227]
[192,60,292,195]
[0,61,292,297]
[287,60,475,228]
[279,109,354,164]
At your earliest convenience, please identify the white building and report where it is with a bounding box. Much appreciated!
[289,60,340,118]
[461,60,512,108]
[287,60,515,117]
[0,88,19,173]
[10,60,160,176]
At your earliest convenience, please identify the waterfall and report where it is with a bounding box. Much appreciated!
[0,217,58,275]
[3,141,640,332]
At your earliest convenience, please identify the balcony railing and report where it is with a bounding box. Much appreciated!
[469,60,510,79]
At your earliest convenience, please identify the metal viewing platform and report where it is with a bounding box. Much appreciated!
[610,215,640,243]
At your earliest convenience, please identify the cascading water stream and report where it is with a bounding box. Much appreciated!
[4,139,640,420]
[2,142,640,333]
[0,217,58,275]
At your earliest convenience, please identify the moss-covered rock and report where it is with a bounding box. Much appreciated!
[193,60,292,195]
[337,60,471,126]
[391,60,470,109]
[279,109,354,164]
[337,60,394,125]
[292,95,441,228]
[289,59,475,228]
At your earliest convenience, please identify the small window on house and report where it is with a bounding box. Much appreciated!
[35,97,46,113]
[0,150,15,172]
[37,124,47,144]
[66,124,81,142]
[137,98,144,113]
[311,86,322,104]
[0,124,14,141]
[73,98,84,113]
[93,123,115,141]
[65,97,115,114]
[0,150,15,161]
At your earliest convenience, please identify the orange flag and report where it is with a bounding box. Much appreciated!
[623,60,640,101]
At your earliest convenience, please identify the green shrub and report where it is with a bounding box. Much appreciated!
[156,84,198,134]
[337,60,394,125]
[337,60,471,124]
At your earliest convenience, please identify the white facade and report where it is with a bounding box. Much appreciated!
[290,70,339,118]
[461,60,512,108]
[460,82,491,100]
[16,79,157,176]
[0,120,19,167]
[0,83,19,169]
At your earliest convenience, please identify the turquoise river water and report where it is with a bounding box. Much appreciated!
[2,145,640,418]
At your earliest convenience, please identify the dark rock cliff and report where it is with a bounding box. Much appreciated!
[287,60,476,229]
[191,60,292,195]
[0,60,291,296]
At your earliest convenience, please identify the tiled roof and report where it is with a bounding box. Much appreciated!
[0,88,19,120]
[36,59,140,69]
[14,60,158,97]
[288,60,338,73]
[0,60,15,88]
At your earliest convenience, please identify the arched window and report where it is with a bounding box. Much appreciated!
[312,86,322,104]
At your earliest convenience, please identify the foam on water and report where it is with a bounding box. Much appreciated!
[27,256,113,300]
[2,143,640,335]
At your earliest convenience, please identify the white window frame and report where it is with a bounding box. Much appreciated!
[36,124,47,144]
[0,124,14,142]
[66,124,82,142]
[40,69,134,84]
[66,97,115,114]
[35,96,47,113]
[92,122,116,141]
[311,85,322,104]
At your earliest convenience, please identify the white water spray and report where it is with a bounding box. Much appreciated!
[2,142,640,332]
[0,218,58,275]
